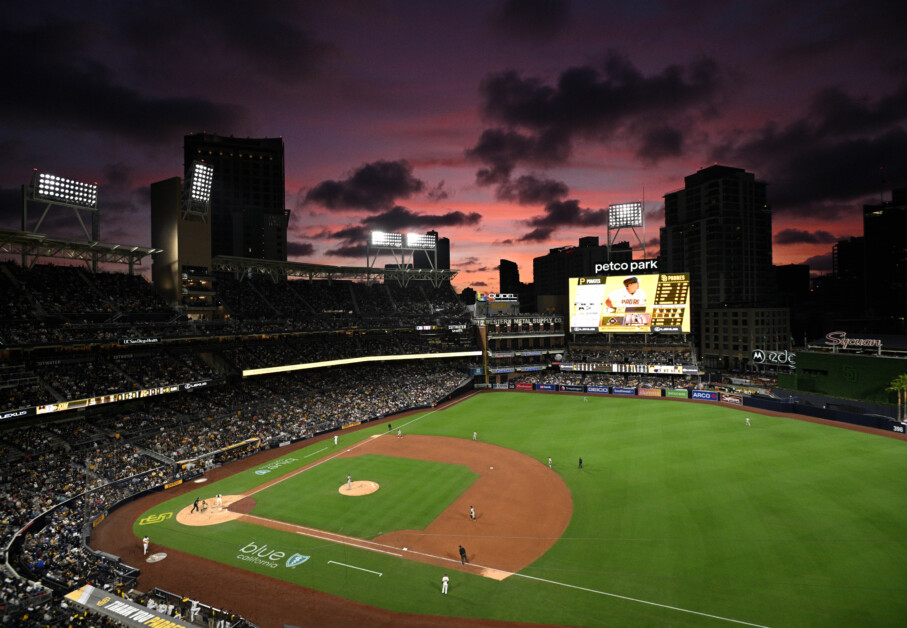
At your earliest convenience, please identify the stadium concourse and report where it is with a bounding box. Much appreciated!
[0,261,733,626]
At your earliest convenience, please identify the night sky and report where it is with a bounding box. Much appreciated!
[1,0,904,292]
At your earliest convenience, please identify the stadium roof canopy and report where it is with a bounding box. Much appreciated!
[212,255,458,287]
[0,228,160,272]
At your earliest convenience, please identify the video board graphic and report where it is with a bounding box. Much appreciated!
[568,273,691,333]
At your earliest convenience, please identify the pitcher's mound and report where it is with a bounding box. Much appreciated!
[339,480,379,496]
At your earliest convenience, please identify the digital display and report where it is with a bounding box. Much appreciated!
[569,273,691,333]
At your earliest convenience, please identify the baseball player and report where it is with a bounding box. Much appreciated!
[548,456,552,469]
[472,431,477,441]
[347,474,352,489]
[442,573,449,594]
[746,417,751,427]
[216,493,223,507]
[578,457,583,469]
[397,429,402,439]
[142,535,149,556]
[469,505,475,522]
[604,276,648,312]
[334,434,338,446]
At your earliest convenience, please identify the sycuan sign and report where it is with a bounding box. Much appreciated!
[824,331,882,349]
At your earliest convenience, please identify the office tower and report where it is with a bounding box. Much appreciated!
[183,133,289,261]
[661,165,782,368]
[499,259,520,293]
[863,188,906,330]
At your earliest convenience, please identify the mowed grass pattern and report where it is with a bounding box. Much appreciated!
[248,454,479,537]
[135,392,907,627]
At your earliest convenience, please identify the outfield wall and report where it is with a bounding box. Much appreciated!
[778,351,905,405]
[506,381,905,434]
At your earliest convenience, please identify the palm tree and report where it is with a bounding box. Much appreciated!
[886,373,907,422]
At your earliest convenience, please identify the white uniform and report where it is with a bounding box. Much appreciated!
[606,286,647,310]
[548,457,552,469]
[472,431,477,440]
[347,474,352,489]
[442,574,449,594]
[142,536,149,555]
[746,417,751,426]
[334,435,338,445]
[216,494,222,507]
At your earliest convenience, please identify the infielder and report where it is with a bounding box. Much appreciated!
[548,456,552,469]
[469,505,475,522]
[472,431,477,441]
[142,535,149,555]
[441,573,449,594]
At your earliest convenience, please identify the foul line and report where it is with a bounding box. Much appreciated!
[328,561,382,576]
[304,447,328,458]
[511,572,772,628]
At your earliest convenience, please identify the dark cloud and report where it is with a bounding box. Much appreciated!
[468,51,724,188]
[117,2,337,85]
[800,252,834,273]
[471,280,489,287]
[714,80,907,213]
[305,160,425,212]
[286,241,315,257]
[426,181,449,202]
[324,243,367,258]
[489,0,570,43]
[362,206,481,231]
[0,17,246,145]
[515,199,607,242]
[497,174,569,205]
[773,228,839,246]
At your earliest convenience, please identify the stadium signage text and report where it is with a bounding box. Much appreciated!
[691,390,719,401]
[752,349,796,367]
[586,386,610,394]
[611,387,636,395]
[237,541,308,569]
[721,393,743,405]
[0,409,27,419]
[476,292,518,302]
[119,337,161,345]
[665,389,689,399]
[254,457,297,475]
[824,331,882,349]
[593,259,659,274]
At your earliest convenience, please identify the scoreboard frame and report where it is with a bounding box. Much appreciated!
[568,273,691,334]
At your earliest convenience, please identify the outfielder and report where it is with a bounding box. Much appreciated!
[441,573,449,594]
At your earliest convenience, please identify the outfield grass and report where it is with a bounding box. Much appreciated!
[135,392,907,627]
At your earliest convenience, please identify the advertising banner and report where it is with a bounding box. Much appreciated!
[560,385,584,392]
[585,385,610,394]
[637,388,662,397]
[611,387,637,395]
[665,389,689,399]
[691,390,719,401]
[537,384,556,391]
[514,382,533,390]
[720,393,743,405]
[65,585,194,628]
[1,407,36,421]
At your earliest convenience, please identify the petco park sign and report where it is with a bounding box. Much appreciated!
[593,258,658,275]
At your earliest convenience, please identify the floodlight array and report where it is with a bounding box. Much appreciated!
[608,202,643,228]
[371,231,403,247]
[189,162,214,202]
[37,173,98,208]
[405,232,437,249]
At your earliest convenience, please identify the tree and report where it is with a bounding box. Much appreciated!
[886,373,907,422]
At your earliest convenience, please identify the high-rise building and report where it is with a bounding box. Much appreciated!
[183,133,290,261]
[661,165,783,368]
[499,259,520,293]
[863,188,906,331]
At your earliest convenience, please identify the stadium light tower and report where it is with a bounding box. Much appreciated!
[366,230,439,286]
[23,170,100,240]
[607,201,646,260]
[182,160,214,220]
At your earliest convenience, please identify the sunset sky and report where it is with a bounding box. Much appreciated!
[0,0,904,292]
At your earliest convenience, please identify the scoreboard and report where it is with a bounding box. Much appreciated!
[569,272,691,333]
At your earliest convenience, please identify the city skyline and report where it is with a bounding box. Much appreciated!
[0,1,904,292]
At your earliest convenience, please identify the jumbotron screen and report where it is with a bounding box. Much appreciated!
[568,273,691,333]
